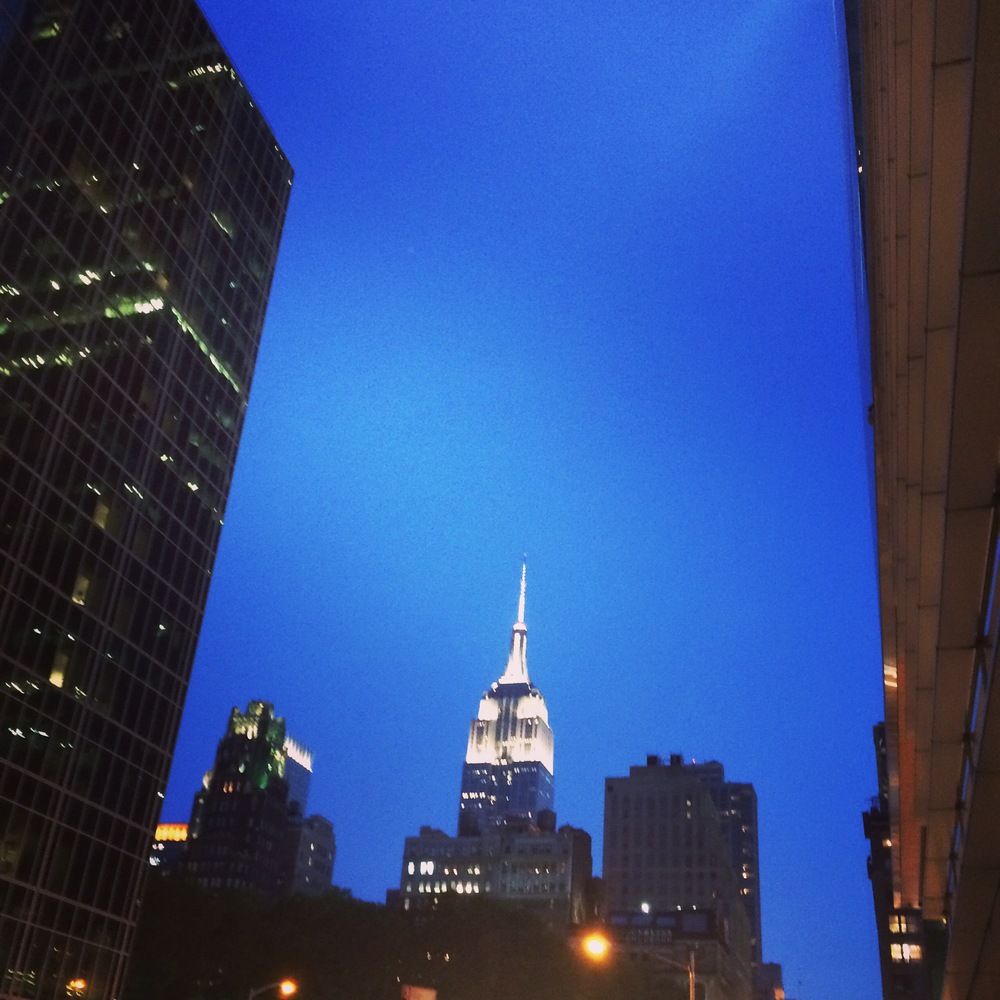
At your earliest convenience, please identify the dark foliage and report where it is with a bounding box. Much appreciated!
[124,876,663,1000]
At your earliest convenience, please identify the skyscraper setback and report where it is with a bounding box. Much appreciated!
[0,2,292,997]
[457,562,554,835]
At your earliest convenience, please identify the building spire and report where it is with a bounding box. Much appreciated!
[517,556,526,624]
[500,558,529,684]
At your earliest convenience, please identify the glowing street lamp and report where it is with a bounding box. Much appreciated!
[580,931,612,962]
[247,979,298,1000]
[66,979,87,997]
[578,930,696,1000]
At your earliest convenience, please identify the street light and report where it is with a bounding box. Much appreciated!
[581,930,612,962]
[247,980,298,1000]
[653,949,695,1000]
[578,931,696,1000]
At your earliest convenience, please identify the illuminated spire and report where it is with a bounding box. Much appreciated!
[500,559,529,684]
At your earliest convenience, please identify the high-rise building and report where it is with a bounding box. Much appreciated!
[394,565,585,928]
[676,761,761,964]
[602,755,757,998]
[457,562,554,835]
[183,702,334,897]
[185,702,291,893]
[0,2,292,995]
[845,0,1000,994]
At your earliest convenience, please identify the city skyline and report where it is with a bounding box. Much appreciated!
[157,2,881,998]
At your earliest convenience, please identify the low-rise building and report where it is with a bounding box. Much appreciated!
[398,814,591,929]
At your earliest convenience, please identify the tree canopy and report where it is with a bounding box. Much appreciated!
[124,876,669,1000]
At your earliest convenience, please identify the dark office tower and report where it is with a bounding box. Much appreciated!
[282,813,335,897]
[686,764,762,964]
[186,702,290,893]
[0,2,292,997]
[603,755,761,962]
[458,562,554,835]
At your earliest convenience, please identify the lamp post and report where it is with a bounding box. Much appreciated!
[579,931,696,1000]
[246,980,298,1000]
[651,949,695,1000]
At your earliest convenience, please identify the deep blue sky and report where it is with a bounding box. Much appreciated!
[162,2,882,997]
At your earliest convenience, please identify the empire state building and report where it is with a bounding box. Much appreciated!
[458,563,555,835]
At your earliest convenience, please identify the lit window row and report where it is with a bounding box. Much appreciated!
[890,943,921,963]
[415,881,481,895]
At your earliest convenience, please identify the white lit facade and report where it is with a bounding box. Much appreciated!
[457,563,554,835]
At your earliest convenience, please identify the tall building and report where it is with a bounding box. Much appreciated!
[0,1,292,995]
[602,755,758,999]
[680,762,761,964]
[846,0,1000,995]
[185,702,291,893]
[183,701,334,897]
[395,565,585,928]
[457,562,554,835]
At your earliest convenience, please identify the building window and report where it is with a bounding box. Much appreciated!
[890,943,921,963]
[72,573,91,605]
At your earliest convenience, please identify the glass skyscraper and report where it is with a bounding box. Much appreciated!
[0,2,292,997]
[457,563,555,835]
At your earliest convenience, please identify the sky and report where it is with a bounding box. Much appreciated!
[161,2,882,997]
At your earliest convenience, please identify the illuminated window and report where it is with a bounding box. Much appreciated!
[49,650,69,689]
[93,498,110,529]
[71,574,90,606]
[890,943,921,963]
[888,915,909,933]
